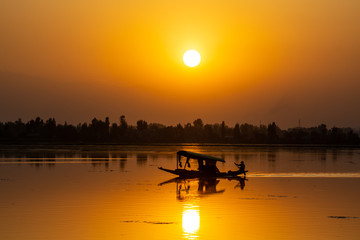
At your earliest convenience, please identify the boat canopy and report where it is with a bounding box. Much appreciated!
[177,151,225,163]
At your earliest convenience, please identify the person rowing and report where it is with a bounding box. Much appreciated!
[235,161,246,174]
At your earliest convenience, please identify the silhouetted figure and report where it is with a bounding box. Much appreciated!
[235,161,246,175]
[239,161,245,172]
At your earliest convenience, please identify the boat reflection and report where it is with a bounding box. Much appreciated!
[233,177,246,190]
[159,177,247,201]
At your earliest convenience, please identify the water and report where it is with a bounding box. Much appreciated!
[0,145,359,240]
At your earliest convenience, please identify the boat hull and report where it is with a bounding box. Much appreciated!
[158,167,247,178]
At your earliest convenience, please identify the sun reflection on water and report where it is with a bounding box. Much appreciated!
[182,205,200,239]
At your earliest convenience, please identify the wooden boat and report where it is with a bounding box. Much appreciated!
[158,150,247,178]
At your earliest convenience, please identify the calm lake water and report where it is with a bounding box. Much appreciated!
[0,145,360,240]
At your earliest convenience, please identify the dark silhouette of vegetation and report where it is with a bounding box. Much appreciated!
[0,116,359,145]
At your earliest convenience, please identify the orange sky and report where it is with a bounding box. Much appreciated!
[1,0,359,128]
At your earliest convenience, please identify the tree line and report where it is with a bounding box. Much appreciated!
[0,116,359,145]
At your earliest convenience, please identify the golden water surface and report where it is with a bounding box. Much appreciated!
[0,145,359,239]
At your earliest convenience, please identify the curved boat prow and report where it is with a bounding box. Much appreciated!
[158,167,177,175]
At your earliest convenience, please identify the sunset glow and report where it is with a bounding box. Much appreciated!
[1,0,360,127]
[1,1,360,239]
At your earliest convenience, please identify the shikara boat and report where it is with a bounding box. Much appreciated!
[158,150,247,178]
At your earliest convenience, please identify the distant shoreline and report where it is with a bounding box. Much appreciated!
[1,117,359,146]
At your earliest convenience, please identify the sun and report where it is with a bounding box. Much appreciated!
[183,50,201,67]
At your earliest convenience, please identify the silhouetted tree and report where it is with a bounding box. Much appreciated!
[221,121,226,139]
[193,118,204,128]
[234,123,240,139]
[0,117,359,145]
[268,122,279,142]
[45,118,56,139]
[120,115,128,130]
[239,123,255,142]
[137,120,148,131]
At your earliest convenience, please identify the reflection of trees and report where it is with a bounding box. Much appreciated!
[1,151,60,163]
[30,162,55,169]
[109,153,128,171]
[265,149,278,171]
[136,154,148,166]
[234,151,259,162]
[331,149,338,162]
[267,150,277,162]
[0,117,359,144]
[120,160,127,171]
[0,147,133,171]
[89,152,109,161]
[89,152,110,168]
[319,149,327,162]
